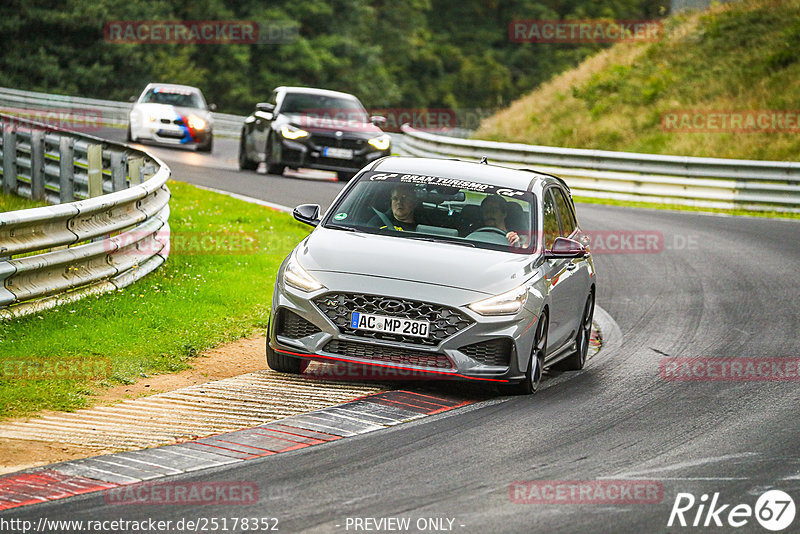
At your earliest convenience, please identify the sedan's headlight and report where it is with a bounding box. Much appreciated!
[283,253,323,292]
[188,115,207,130]
[468,284,528,316]
[281,124,309,140]
[147,115,157,123]
[368,134,391,151]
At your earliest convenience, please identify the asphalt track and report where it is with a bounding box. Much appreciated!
[2,129,799,533]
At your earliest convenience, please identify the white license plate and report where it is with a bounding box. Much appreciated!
[323,147,354,159]
[350,312,430,338]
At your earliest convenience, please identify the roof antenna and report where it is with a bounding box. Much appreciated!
[480,156,488,164]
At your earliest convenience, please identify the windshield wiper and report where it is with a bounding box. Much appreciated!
[404,234,475,248]
[325,223,357,232]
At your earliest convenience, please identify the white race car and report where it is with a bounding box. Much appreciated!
[128,83,214,152]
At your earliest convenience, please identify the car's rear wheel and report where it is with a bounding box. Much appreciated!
[555,291,594,371]
[238,133,258,170]
[337,171,356,182]
[508,313,547,395]
[266,336,303,374]
[266,134,285,176]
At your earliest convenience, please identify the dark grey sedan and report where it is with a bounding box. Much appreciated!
[238,86,391,181]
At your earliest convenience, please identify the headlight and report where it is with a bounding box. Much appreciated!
[283,252,323,292]
[468,284,528,316]
[368,134,391,151]
[188,116,207,130]
[147,115,157,123]
[281,124,309,140]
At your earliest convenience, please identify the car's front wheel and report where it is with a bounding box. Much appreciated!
[266,337,303,374]
[266,134,285,176]
[238,133,258,170]
[508,313,547,395]
[197,134,213,153]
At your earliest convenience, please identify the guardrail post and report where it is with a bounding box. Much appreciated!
[87,143,103,198]
[111,151,127,192]
[128,157,143,185]
[59,137,75,202]
[2,126,17,194]
[30,129,45,201]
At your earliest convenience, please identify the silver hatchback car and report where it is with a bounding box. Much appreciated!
[267,156,596,394]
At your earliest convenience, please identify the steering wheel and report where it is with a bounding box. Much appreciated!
[468,226,508,237]
[371,207,394,228]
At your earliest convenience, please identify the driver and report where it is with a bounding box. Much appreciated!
[377,184,419,231]
[479,195,524,247]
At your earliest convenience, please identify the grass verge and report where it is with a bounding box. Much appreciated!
[0,181,311,419]
[0,192,46,212]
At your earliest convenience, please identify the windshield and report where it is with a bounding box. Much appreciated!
[323,171,536,254]
[280,93,369,123]
[141,87,205,109]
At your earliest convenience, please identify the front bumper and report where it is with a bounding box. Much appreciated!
[269,275,537,383]
[137,122,212,146]
[277,137,389,173]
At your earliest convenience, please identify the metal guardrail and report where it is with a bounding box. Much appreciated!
[0,113,171,318]
[0,86,244,138]
[402,125,800,212]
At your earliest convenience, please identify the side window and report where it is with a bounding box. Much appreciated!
[553,188,576,236]
[542,190,560,250]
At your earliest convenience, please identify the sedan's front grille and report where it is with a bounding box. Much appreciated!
[309,134,365,150]
[277,309,322,339]
[324,340,453,369]
[459,339,512,366]
[312,293,473,346]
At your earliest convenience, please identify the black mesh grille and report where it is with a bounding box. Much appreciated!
[310,133,365,150]
[277,309,322,339]
[324,340,453,369]
[459,339,513,366]
[312,293,473,346]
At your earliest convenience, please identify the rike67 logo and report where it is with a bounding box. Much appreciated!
[668,490,795,531]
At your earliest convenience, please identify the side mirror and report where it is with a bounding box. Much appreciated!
[545,237,587,259]
[370,115,387,126]
[208,103,217,111]
[293,204,321,227]
[128,96,137,103]
[256,102,275,113]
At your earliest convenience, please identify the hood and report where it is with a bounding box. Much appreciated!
[287,114,382,135]
[297,227,539,296]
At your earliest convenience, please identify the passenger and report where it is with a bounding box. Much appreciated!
[479,195,524,247]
